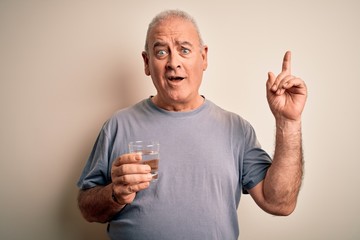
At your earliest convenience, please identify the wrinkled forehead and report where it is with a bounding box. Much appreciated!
[148,18,200,47]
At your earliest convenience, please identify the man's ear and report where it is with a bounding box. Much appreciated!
[201,45,208,71]
[142,51,151,76]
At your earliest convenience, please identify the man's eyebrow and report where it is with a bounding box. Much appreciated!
[153,41,167,48]
[152,41,194,48]
[176,41,194,48]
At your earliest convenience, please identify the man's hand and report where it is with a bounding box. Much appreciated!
[77,153,152,223]
[111,153,152,205]
[266,51,307,122]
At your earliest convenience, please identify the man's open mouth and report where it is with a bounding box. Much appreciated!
[167,76,185,81]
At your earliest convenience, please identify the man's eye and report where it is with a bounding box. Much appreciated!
[156,50,167,56]
[181,48,190,54]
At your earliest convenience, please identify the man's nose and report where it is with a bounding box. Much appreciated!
[166,52,181,70]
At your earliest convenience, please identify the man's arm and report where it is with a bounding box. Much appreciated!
[78,184,125,223]
[248,51,307,216]
[248,120,303,215]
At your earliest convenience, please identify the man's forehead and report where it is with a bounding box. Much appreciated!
[148,19,199,47]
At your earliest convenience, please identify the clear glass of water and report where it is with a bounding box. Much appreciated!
[128,140,160,181]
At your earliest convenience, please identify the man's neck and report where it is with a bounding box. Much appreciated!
[151,95,205,112]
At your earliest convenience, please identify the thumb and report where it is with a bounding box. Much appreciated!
[266,72,276,90]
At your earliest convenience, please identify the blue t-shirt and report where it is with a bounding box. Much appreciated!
[77,98,272,240]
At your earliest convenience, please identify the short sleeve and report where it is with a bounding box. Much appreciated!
[242,124,272,194]
[77,124,111,190]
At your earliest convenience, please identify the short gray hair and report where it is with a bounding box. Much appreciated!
[144,9,204,52]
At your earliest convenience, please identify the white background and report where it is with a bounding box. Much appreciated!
[1,0,359,239]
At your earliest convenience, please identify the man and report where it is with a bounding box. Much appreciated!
[77,10,307,239]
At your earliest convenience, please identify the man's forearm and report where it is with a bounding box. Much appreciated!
[263,119,303,215]
[78,184,125,223]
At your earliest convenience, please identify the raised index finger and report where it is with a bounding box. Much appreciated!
[282,51,292,74]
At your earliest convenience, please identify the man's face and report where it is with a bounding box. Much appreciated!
[142,17,208,110]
